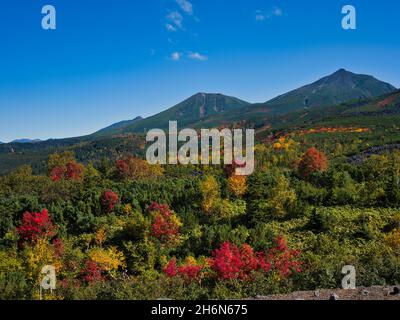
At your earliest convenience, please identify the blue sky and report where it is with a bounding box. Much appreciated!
[0,0,399,142]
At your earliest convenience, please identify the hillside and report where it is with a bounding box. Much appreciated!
[100,93,251,135]
[92,116,143,136]
[256,69,396,114]
[265,89,400,129]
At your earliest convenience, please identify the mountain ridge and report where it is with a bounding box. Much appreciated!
[11,139,42,144]
[93,116,143,136]
[93,69,396,136]
[259,68,396,114]
[97,93,251,136]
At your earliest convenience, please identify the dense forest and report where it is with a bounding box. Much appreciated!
[1,123,400,299]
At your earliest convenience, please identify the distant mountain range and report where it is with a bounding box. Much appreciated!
[93,69,396,136]
[11,139,42,144]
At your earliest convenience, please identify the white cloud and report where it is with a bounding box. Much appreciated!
[166,23,177,32]
[188,52,208,61]
[255,7,283,21]
[170,52,182,61]
[175,0,193,15]
[167,11,184,30]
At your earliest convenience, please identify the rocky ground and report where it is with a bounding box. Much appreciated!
[252,286,400,300]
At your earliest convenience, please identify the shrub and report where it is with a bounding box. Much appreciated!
[116,156,163,180]
[210,242,271,280]
[228,176,247,197]
[298,147,328,178]
[163,257,204,282]
[148,203,182,246]
[17,209,56,244]
[100,190,119,213]
[51,162,84,182]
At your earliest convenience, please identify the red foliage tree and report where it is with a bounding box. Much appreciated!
[100,190,119,213]
[210,238,301,280]
[50,166,66,182]
[163,258,203,281]
[81,260,103,283]
[51,162,84,181]
[65,162,84,180]
[210,242,270,280]
[148,203,181,245]
[178,263,203,280]
[17,209,56,244]
[298,147,328,178]
[267,236,302,278]
[52,238,65,256]
[163,258,178,277]
[163,237,301,282]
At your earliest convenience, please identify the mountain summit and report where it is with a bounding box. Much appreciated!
[98,93,250,135]
[263,69,396,113]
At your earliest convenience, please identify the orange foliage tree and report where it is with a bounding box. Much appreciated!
[116,156,163,180]
[298,147,328,178]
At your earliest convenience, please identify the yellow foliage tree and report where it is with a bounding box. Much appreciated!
[22,238,61,281]
[95,228,107,246]
[88,246,126,276]
[228,175,247,197]
[199,175,220,214]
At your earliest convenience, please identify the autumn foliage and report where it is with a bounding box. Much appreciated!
[51,162,84,181]
[163,258,203,281]
[210,237,301,280]
[81,260,103,283]
[100,190,119,213]
[228,175,247,197]
[163,237,302,282]
[298,147,328,178]
[116,156,163,180]
[267,236,302,278]
[148,202,182,245]
[210,242,271,280]
[17,209,56,244]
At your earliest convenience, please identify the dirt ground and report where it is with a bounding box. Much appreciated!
[251,286,400,300]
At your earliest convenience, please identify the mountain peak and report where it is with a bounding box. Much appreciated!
[192,92,222,98]
[264,69,396,113]
[334,68,349,74]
